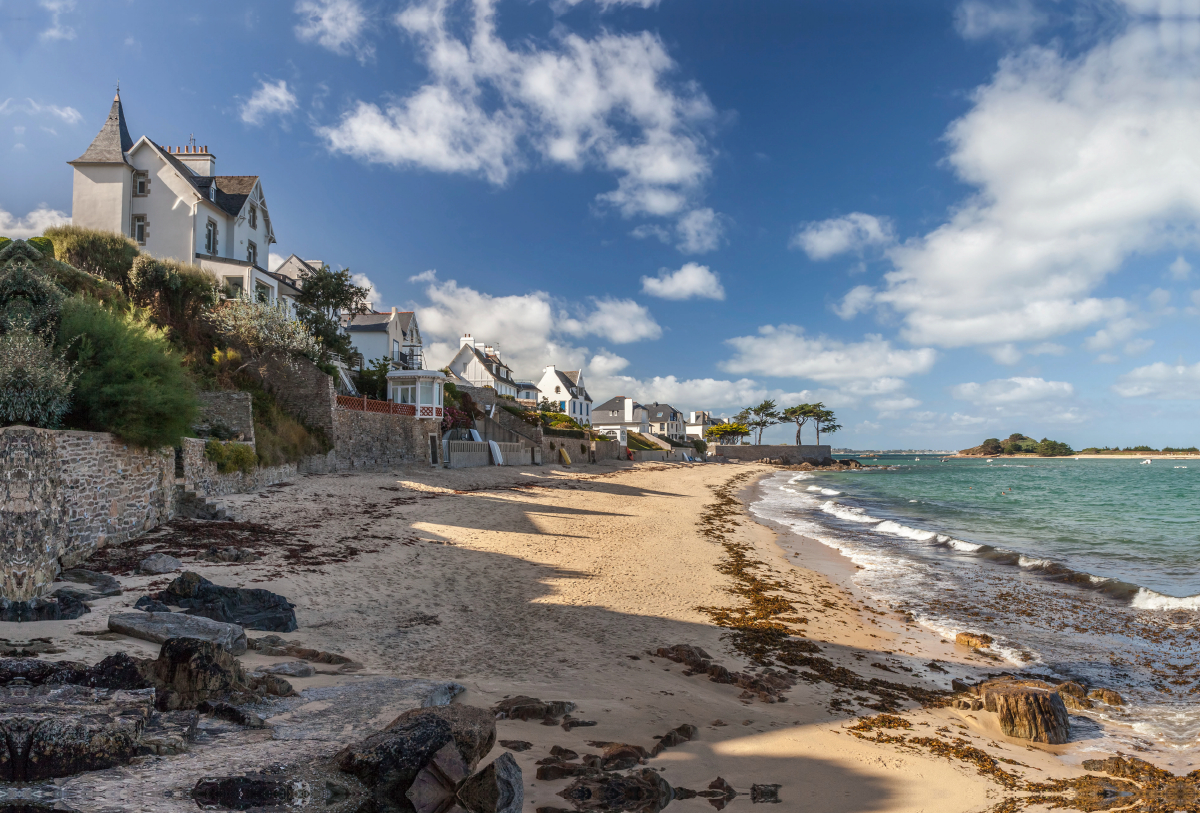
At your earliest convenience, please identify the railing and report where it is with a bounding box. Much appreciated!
[336,395,418,416]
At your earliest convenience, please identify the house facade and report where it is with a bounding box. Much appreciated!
[515,381,541,402]
[646,403,686,442]
[591,396,650,437]
[69,93,296,308]
[536,366,592,425]
[344,308,424,370]
[446,334,518,397]
[686,411,716,440]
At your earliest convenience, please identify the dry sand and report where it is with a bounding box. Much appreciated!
[5,459,1109,812]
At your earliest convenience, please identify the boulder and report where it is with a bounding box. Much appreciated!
[193,775,292,808]
[1088,688,1124,706]
[0,654,149,690]
[260,660,315,678]
[108,611,248,655]
[751,784,781,803]
[59,569,122,596]
[406,741,470,813]
[456,752,523,813]
[151,572,296,632]
[139,553,182,575]
[492,695,575,722]
[559,769,674,813]
[0,685,154,781]
[143,638,249,711]
[133,596,172,613]
[1055,681,1094,710]
[0,594,89,622]
[984,683,1070,744]
[499,740,532,752]
[955,632,993,649]
[389,703,497,768]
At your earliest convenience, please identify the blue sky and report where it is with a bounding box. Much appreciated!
[2,0,1198,448]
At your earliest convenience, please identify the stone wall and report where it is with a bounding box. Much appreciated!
[593,439,623,461]
[488,406,540,444]
[332,409,441,469]
[712,444,832,464]
[0,426,173,600]
[195,391,255,443]
[243,351,337,441]
[180,438,296,499]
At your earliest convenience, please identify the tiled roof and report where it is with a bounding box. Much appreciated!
[194,175,258,217]
[70,94,133,164]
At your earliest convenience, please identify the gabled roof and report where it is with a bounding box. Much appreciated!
[193,175,259,218]
[345,311,418,334]
[70,93,134,165]
[647,402,682,420]
[515,382,540,392]
[593,395,643,415]
[546,368,592,402]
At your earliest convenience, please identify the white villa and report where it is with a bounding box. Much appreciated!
[591,396,651,437]
[686,410,716,440]
[446,334,518,398]
[536,365,592,425]
[344,308,425,370]
[68,92,297,307]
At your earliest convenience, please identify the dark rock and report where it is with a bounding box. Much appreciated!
[79,653,153,690]
[260,660,315,678]
[651,724,697,755]
[0,594,88,622]
[1088,688,1124,706]
[390,703,497,768]
[655,645,713,669]
[145,637,250,711]
[52,586,102,604]
[750,784,781,803]
[492,695,576,721]
[559,769,674,813]
[138,553,181,574]
[133,595,172,613]
[138,709,198,755]
[499,740,532,752]
[108,611,248,654]
[1055,681,1094,710]
[153,572,296,632]
[595,743,649,771]
[982,682,1070,744]
[550,745,578,760]
[537,762,587,781]
[192,775,291,808]
[250,672,296,698]
[59,569,121,596]
[406,741,469,813]
[561,716,597,731]
[196,700,266,728]
[457,752,523,813]
[247,634,359,667]
[950,678,975,694]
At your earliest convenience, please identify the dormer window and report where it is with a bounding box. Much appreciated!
[208,185,216,202]
[249,204,257,229]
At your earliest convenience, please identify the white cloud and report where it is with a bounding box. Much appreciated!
[240,80,299,126]
[558,0,659,8]
[38,0,76,41]
[318,0,715,220]
[1124,337,1154,356]
[588,351,630,377]
[721,325,937,384]
[951,376,1074,405]
[954,0,1045,41]
[874,396,921,416]
[874,20,1200,350]
[674,208,723,254]
[834,284,875,319]
[790,213,894,260]
[351,272,382,310]
[295,0,374,63]
[0,206,70,238]
[1083,316,1146,352]
[1169,255,1192,280]
[560,297,661,343]
[0,98,82,125]
[1114,360,1200,399]
[268,252,286,272]
[987,343,1022,365]
[640,262,724,301]
[1148,287,1171,310]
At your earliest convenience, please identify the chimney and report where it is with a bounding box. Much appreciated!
[175,144,216,176]
[391,306,397,316]
[460,333,473,348]
[624,397,634,423]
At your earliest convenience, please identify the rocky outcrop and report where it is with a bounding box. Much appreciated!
[981,682,1070,744]
[1055,681,1094,710]
[0,593,88,621]
[1088,687,1124,706]
[955,632,993,649]
[492,695,576,722]
[146,571,297,632]
[559,769,675,813]
[456,752,523,813]
[108,611,248,654]
[146,637,250,711]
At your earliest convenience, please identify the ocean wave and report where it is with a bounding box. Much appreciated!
[875,520,938,541]
[819,501,881,524]
[806,485,843,496]
[1130,589,1200,611]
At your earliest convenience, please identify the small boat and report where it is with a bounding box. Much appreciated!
[1140,459,1152,465]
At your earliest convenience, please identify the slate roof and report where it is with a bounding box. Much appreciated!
[647,402,682,421]
[193,175,259,218]
[345,311,418,337]
[515,382,540,392]
[593,396,643,418]
[70,94,134,164]
[547,368,592,402]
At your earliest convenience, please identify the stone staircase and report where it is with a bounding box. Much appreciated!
[173,481,234,521]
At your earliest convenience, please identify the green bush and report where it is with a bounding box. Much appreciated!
[44,226,139,293]
[55,298,198,448]
[26,236,55,257]
[0,329,74,428]
[692,438,707,455]
[204,438,257,474]
[1036,438,1075,457]
[129,255,218,330]
[240,379,331,466]
[0,238,9,251]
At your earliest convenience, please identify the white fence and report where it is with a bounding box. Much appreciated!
[494,442,529,466]
[446,441,490,469]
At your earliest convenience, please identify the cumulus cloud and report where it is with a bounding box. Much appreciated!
[674,208,724,253]
[954,0,1045,41]
[833,284,876,320]
[295,0,374,63]
[1169,255,1192,280]
[240,80,299,126]
[640,262,724,301]
[588,351,630,377]
[0,206,70,238]
[560,297,662,342]
[721,325,937,384]
[0,98,82,124]
[869,21,1200,349]
[317,0,715,221]
[874,396,921,416]
[38,0,76,41]
[952,376,1074,405]
[351,272,382,310]
[790,213,894,260]
[1114,360,1200,399]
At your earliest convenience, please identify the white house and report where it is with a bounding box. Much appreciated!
[514,381,541,402]
[344,308,425,369]
[645,403,686,442]
[536,366,592,425]
[591,396,650,437]
[686,410,716,440]
[69,92,297,308]
[446,334,518,397]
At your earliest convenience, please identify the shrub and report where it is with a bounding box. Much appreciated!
[204,438,257,475]
[692,438,707,455]
[26,236,55,257]
[129,255,218,333]
[1163,446,1199,453]
[55,298,198,448]
[239,379,331,467]
[0,328,74,427]
[1036,438,1075,457]
[0,258,67,336]
[209,294,320,373]
[0,238,8,251]
[44,226,139,293]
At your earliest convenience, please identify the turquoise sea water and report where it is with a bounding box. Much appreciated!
[750,455,1200,748]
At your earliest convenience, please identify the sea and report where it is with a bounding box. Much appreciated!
[750,454,1200,752]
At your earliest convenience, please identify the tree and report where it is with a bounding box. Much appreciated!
[209,294,320,375]
[1036,438,1074,457]
[293,263,372,360]
[352,357,391,400]
[538,397,563,413]
[782,402,819,445]
[706,422,750,444]
[980,438,1003,455]
[744,399,781,444]
[812,407,841,445]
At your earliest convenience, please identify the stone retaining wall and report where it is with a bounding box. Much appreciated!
[712,444,832,464]
[333,409,441,469]
[243,351,337,441]
[0,426,173,600]
[180,438,296,499]
[195,391,255,443]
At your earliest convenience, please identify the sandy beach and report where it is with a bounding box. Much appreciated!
[9,458,1129,812]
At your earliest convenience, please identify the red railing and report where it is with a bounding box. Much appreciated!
[336,395,418,416]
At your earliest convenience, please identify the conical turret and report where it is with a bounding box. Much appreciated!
[69,92,133,164]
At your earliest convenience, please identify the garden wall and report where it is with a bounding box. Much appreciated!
[332,409,441,469]
[179,438,296,499]
[712,444,832,464]
[0,426,173,601]
[244,351,337,440]
[195,391,255,443]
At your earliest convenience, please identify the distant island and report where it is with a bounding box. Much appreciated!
[958,433,1198,457]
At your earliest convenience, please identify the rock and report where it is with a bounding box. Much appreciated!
[391,703,497,767]
[562,716,598,731]
[1088,687,1124,706]
[492,695,576,721]
[196,700,267,728]
[456,752,523,813]
[0,685,154,781]
[193,775,292,808]
[108,611,248,654]
[651,723,697,755]
[0,594,89,621]
[152,572,296,632]
[260,660,315,678]
[559,769,674,813]
[984,683,1070,744]
[139,709,198,755]
[247,635,360,668]
[199,546,261,563]
[52,586,102,603]
[407,741,470,813]
[550,745,578,760]
[1055,681,1094,710]
[145,637,250,711]
[499,740,532,752]
[596,743,650,771]
[0,653,150,690]
[955,632,993,649]
[950,678,975,694]
[139,553,182,574]
[133,595,172,613]
[59,569,122,596]
[250,673,296,697]
[751,784,782,803]
[80,653,153,690]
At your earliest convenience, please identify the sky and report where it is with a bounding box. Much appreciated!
[2,0,1198,449]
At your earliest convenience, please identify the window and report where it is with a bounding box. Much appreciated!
[560,401,566,411]
[131,215,147,245]
[134,171,149,196]
[249,204,257,229]
[224,276,244,296]
[436,385,443,407]
[397,384,416,405]
[255,281,271,303]
[393,339,400,361]
[204,220,218,254]
[247,241,257,267]
[419,380,434,405]
[208,184,216,202]
[555,386,561,394]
